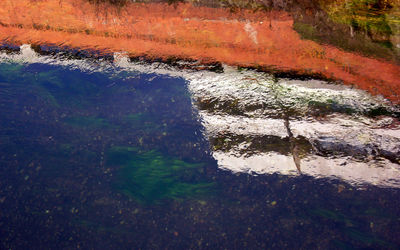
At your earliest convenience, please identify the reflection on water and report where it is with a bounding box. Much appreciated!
[187,64,400,187]
[0,44,399,248]
[0,2,397,249]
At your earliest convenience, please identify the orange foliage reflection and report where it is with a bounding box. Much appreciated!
[0,0,399,102]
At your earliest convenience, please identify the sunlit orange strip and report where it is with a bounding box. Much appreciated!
[0,0,399,102]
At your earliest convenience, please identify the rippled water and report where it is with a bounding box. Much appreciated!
[0,44,399,249]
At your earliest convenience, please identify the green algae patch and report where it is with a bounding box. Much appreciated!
[63,115,113,129]
[0,63,60,107]
[108,146,215,204]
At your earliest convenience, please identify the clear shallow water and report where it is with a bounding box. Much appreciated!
[0,46,400,249]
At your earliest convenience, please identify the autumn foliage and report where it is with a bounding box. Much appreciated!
[0,0,399,102]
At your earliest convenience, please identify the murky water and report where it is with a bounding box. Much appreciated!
[0,44,399,249]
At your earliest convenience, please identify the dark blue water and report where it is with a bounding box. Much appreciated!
[0,60,399,249]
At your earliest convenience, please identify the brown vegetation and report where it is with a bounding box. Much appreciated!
[0,0,399,102]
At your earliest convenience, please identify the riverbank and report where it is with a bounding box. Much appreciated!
[0,0,399,102]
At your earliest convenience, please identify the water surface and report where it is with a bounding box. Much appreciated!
[0,45,399,249]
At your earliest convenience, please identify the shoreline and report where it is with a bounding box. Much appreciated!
[0,0,399,102]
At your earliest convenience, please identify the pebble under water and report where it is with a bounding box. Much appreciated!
[0,46,399,249]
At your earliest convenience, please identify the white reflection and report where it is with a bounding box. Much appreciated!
[213,151,400,187]
[189,66,400,188]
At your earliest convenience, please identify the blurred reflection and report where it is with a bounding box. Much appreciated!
[2,43,400,189]
[0,1,399,247]
[187,66,400,188]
